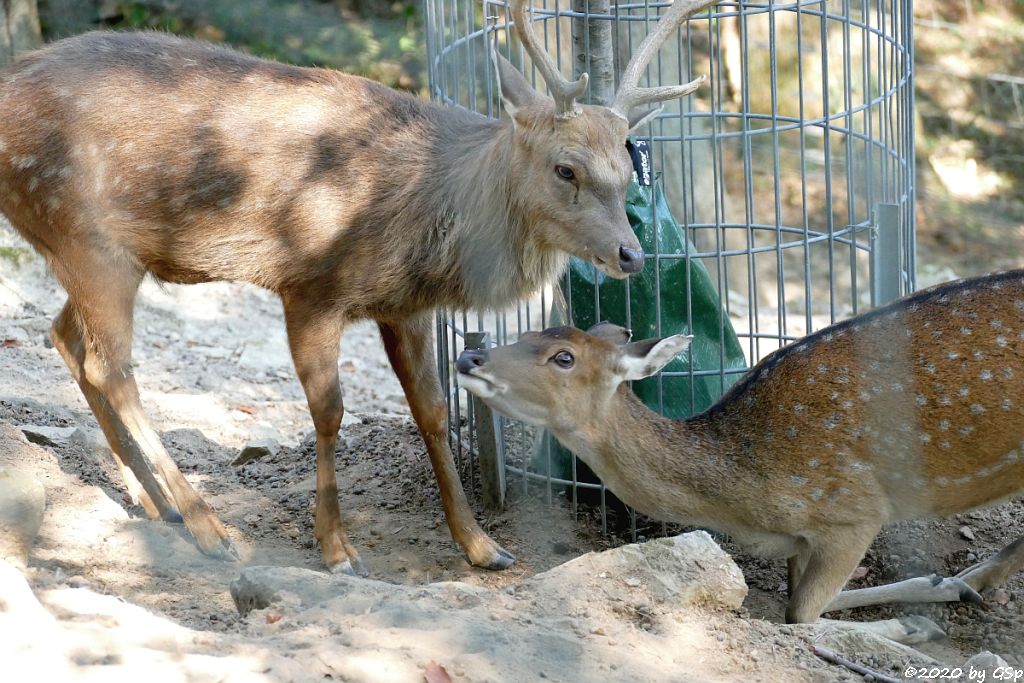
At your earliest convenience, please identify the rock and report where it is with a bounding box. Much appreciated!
[17,424,75,447]
[230,565,357,615]
[959,526,976,541]
[0,466,46,567]
[232,444,273,466]
[67,426,111,461]
[963,651,1009,677]
[526,531,747,612]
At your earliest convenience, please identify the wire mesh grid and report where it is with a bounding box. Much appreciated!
[426,0,915,534]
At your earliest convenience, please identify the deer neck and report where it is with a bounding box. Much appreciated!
[554,386,730,525]
[430,113,567,311]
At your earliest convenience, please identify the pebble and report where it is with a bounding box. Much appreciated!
[959,526,976,541]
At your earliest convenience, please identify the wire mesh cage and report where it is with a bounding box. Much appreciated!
[426,0,916,532]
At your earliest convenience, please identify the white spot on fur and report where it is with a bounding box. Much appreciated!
[935,476,949,487]
[948,351,959,360]
[980,369,993,381]
[973,350,984,361]
[970,403,986,415]
[958,386,970,397]
[996,335,1009,347]
[915,394,928,406]
[1002,367,1015,380]
[961,327,973,336]
[1003,398,1014,411]
[939,439,951,450]
[791,475,808,486]
[920,433,932,444]
[939,419,951,431]
[810,488,823,501]
[807,458,819,468]
[939,395,952,406]
[959,426,974,437]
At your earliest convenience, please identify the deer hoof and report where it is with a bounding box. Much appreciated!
[477,546,516,571]
[162,510,184,525]
[328,557,369,577]
[897,616,946,644]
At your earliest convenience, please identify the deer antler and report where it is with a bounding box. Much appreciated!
[612,0,718,117]
[509,0,589,119]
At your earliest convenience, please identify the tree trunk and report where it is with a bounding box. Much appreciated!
[0,0,41,67]
[572,0,614,107]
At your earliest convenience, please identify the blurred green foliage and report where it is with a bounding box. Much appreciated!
[38,0,426,91]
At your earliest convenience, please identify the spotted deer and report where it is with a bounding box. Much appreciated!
[0,1,719,573]
[456,269,1024,636]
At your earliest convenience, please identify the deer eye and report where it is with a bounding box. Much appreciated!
[552,350,575,368]
[554,165,575,181]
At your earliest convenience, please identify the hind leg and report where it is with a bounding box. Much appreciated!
[50,301,178,522]
[49,255,235,559]
[957,536,1024,593]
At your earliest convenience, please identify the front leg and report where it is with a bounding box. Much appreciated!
[283,296,366,576]
[378,314,515,570]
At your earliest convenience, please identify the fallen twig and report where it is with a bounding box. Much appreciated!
[812,645,903,683]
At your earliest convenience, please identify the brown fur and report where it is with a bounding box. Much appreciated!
[0,29,653,571]
[459,270,1024,621]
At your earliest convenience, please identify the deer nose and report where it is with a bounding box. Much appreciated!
[618,246,645,273]
[456,348,488,374]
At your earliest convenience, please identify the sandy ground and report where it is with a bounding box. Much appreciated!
[0,217,1022,680]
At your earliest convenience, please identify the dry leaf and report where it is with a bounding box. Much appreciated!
[849,566,869,580]
[265,612,282,624]
[238,404,257,415]
[424,661,452,683]
[2,338,19,347]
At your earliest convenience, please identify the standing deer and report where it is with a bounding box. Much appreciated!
[0,0,720,573]
[456,270,1024,636]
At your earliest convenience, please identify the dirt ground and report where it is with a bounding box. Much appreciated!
[1,215,1022,680]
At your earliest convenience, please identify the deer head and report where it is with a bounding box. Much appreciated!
[456,323,691,431]
[493,0,714,277]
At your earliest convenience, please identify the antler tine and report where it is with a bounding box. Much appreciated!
[612,0,719,116]
[509,0,589,119]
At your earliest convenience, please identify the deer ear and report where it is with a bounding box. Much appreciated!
[586,321,632,345]
[618,335,691,381]
[627,106,662,132]
[492,47,542,120]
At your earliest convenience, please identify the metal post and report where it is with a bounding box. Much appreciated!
[464,331,506,510]
[572,0,614,106]
[871,203,902,307]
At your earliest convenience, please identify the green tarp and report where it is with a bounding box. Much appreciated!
[535,141,747,476]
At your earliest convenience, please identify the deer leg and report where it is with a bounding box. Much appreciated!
[50,302,178,523]
[378,315,515,570]
[48,260,236,560]
[812,616,947,646]
[282,299,365,576]
[956,536,1024,593]
[818,536,1024,612]
[786,527,878,623]
[823,575,983,613]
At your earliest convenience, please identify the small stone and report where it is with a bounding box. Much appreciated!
[623,576,642,588]
[590,626,606,636]
[959,526,976,541]
[849,566,869,580]
[232,444,273,467]
[993,589,1011,606]
[18,424,75,447]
